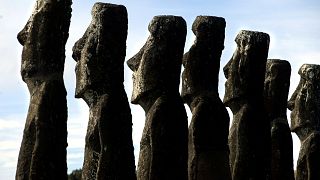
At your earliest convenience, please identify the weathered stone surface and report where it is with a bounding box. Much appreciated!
[181,16,231,180]
[264,59,294,180]
[15,0,71,179]
[72,3,136,180]
[223,30,271,180]
[288,64,320,180]
[127,15,188,180]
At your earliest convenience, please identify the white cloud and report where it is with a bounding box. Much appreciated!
[0,115,24,179]
[66,100,88,172]
[292,134,301,169]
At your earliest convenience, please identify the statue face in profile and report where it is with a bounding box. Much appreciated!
[73,41,92,100]
[17,0,71,88]
[223,33,250,111]
[72,18,99,102]
[18,0,54,81]
[264,59,291,117]
[288,64,320,139]
[127,16,186,107]
[72,4,127,104]
[181,16,225,105]
[126,27,159,105]
[223,46,242,109]
[72,4,107,99]
[223,30,269,111]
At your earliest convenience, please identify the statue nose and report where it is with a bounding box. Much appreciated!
[127,56,140,71]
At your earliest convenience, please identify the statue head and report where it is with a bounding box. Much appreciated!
[72,3,127,105]
[181,16,225,105]
[288,64,320,139]
[264,59,291,119]
[191,15,226,44]
[17,0,72,85]
[223,30,270,111]
[127,15,186,110]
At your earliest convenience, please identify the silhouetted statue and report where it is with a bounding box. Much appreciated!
[127,15,188,180]
[223,30,271,180]
[15,0,71,179]
[264,59,294,180]
[72,3,136,180]
[181,16,231,180]
[288,64,320,180]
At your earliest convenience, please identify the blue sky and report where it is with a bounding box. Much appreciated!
[0,0,319,179]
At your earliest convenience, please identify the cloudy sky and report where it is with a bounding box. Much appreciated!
[0,0,319,179]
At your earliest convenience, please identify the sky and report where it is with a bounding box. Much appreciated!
[0,0,319,179]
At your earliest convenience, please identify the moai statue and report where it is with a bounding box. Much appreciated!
[15,0,71,179]
[181,16,231,180]
[127,16,188,180]
[223,30,271,180]
[264,59,294,180]
[72,3,136,180]
[287,64,320,180]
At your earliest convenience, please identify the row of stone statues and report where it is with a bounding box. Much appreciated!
[15,1,320,180]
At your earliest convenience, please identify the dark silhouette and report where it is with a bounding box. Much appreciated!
[127,15,188,180]
[72,3,136,180]
[223,30,271,180]
[181,16,231,180]
[288,64,320,180]
[264,59,294,180]
[68,169,82,180]
[15,0,71,179]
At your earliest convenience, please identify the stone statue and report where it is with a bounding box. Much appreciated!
[72,3,136,180]
[181,16,231,180]
[288,64,320,180]
[15,0,71,179]
[264,59,294,180]
[223,30,271,180]
[127,15,188,180]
